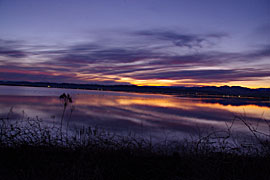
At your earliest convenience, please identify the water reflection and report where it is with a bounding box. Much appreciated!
[0,85,269,140]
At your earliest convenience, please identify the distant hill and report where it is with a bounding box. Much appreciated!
[0,81,270,99]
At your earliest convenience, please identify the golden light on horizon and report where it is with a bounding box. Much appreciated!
[26,70,270,89]
[115,77,270,89]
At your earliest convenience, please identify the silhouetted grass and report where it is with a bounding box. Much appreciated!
[0,112,270,180]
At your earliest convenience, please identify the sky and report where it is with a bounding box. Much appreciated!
[0,0,269,88]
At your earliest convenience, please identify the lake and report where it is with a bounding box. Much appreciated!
[0,85,269,141]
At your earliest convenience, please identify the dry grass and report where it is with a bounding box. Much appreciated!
[0,107,270,180]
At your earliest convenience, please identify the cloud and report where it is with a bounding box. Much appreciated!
[0,30,269,86]
[246,45,270,59]
[0,39,28,58]
[128,68,270,83]
[0,48,27,58]
[134,30,227,48]
[58,45,159,65]
[0,71,77,83]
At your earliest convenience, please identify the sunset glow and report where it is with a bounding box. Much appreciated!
[0,0,269,88]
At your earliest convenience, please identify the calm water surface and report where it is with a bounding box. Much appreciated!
[0,85,269,140]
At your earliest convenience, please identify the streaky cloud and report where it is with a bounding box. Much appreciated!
[134,30,227,48]
[0,29,269,86]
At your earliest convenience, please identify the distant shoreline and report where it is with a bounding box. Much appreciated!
[0,81,270,99]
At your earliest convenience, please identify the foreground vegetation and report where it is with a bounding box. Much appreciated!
[0,111,270,180]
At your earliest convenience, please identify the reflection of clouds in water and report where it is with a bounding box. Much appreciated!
[74,94,270,121]
[196,102,270,119]
[0,96,62,123]
[0,88,269,139]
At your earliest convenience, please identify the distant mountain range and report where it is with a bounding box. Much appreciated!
[0,81,270,99]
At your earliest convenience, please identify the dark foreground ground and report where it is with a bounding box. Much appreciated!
[0,144,269,180]
[1,115,270,180]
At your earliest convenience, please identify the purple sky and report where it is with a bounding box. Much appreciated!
[0,0,269,87]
